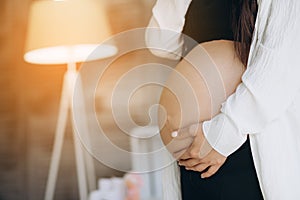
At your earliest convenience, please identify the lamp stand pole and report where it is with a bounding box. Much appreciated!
[44,63,96,200]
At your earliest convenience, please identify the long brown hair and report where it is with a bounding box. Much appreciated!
[232,0,258,66]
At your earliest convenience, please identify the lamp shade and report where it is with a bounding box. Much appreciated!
[24,0,117,64]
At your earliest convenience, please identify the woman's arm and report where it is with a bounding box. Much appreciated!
[202,0,300,156]
[145,0,192,60]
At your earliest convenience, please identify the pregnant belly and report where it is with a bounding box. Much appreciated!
[158,40,245,146]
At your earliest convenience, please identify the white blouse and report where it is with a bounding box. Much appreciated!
[146,0,300,199]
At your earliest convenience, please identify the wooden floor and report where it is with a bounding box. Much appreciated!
[0,0,162,199]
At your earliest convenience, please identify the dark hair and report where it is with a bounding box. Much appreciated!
[232,0,258,66]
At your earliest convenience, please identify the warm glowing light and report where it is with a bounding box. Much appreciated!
[24,44,117,65]
[24,0,117,65]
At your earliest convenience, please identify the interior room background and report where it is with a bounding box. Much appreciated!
[0,0,176,199]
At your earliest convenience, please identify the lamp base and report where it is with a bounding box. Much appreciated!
[44,63,96,200]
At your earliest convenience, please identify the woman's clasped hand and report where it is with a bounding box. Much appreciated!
[170,123,227,178]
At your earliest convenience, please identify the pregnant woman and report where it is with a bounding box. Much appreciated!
[159,43,263,200]
[147,0,263,199]
[147,0,300,199]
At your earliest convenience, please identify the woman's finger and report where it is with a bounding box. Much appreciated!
[182,128,206,159]
[176,133,205,160]
[190,163,210,172]
[167,136,194,155]
[200,149,227,166]
[173,148,189,159]
[177,147,192,160]
[201,165,220,178]
[178,158,203,168]
[174,122,201,140]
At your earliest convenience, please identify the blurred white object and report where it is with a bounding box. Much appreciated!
[98,178,113,191]
[130,126,163,200]
[90,177,125,200]
[111,177,126,200]
[89,190,103,200]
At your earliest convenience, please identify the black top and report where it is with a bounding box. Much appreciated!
[182,0,236,54]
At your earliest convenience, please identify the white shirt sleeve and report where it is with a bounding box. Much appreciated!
[145,0,192,60]
[202,0,300,156]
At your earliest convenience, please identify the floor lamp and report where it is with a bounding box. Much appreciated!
[24,1,117,200]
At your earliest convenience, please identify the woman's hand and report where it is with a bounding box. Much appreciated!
[176,123,227,178]
[165,125,196,159]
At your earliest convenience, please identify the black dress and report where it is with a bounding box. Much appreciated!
[180,0,263,199]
